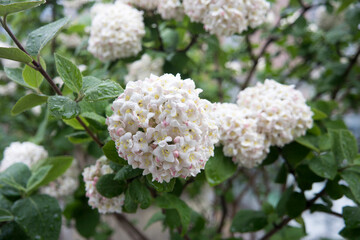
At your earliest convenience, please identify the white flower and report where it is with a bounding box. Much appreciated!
[125,54,164,84]
[58,33,83,48]
[82,157,125,214]
[122,0,159,10]
[213,103,270,168]
[88,2,145,61]
[41,160,79,198]
[183,0,270,36]
[237,79,313,146]
[0,142,48,171]
[107,73,218,183]
[157,0,184,21]
[0,81,17,96]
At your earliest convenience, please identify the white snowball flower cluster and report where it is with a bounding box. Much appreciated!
[83,157,124,214]
[58,33,83,49]
[88,1,145,61]
[157,0,184,21]
[107,74,218,183]
[214,103,270,168]
[0,142,48,171]
[125,54,164,84]
[237,79,313,147]
[41,161,79,198]
[122,0,159,10]
[183,0,270,36]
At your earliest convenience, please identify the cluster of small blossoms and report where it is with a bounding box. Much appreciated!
[0,81,17,96]
[83,157,124,214]
[214,103,270,168]
[88,1,145,61]
[107,74,218,183]
[41,161,79,198]
[183,0,270,36]
[157,0,184,21]
[237,79,313,147]
[122,0,159,10]
[125,54,164,84]
[0,142,48,171]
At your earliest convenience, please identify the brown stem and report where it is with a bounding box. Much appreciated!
[114,214,149,240]
[331,45,360,99]
[178,35,198,53]
[1,16,104,148]
[217,194,228,234]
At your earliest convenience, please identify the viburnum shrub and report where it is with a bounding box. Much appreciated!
[0,0,359,240]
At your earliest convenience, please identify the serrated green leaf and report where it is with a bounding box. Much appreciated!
[341,170,360,203]
[343,206,360,229]
[54,53,82,94]
[11,93,48,116]
[311,108,327,120]
[205,147,237,186]
[48,95,80,119]
[31,156,73,186]
[156,194,192,235]
[81,112,106,125]
[123,188,137,213]
[329,129,358,164]
[0,0,45,16]
[296,136,319,152]
[230,210,268,233]
[144,211,165,230]
[26,165,52,194]
[26,18,69,56]
[63,116,89,130]
[84,80,123,102]
[146,175,175,192]
[0,163,31,196]
[309,152,337,180]
[12,195,61,240]
[0,47,32,63]
[96,173,126,198]
[129,179,152,209]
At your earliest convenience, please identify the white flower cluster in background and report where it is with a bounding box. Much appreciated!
[237,79,313,147]
[0,142,48,171]
[41,160,79,198]
[58,33,83,49]
[88,1,145,61]
[83,157,124,214]
[157,0,184,21]
[0,79,17,97]
[125,54,164,84]
[107,74,218,183]
[183,0,270,36]
[122,0,159,10]
[214,103,270,168]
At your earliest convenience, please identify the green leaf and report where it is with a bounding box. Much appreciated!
[282,142,310,167]
[295,136,319,152]
[12,195,62,240]
[343,206,360,229]
[4,67,32,88]
[0,208,13,222]
[156,193,191,235]
[341,170,360,203]
[0,163,31,196]
[325,179,344,200]
[54,53,82,94]
[205,147,237,186]
[74,204,100,238]
[11,93,48,115]
[26,165,52,194]
[311,108,327,120]
[329,129,358,164]
[123,188,138,213]
[339,227,360,240]
[95,173,126,198]
[31,156,73,186]
[270,226,306,240]
[22,58,46,88]
[67,132,92,144]
[309,152,337,180]
[129,179,152,209]
[26,18,69,56]
[81,112,106,125]
[0,0,45,16]
[84,80,123,102]
[0,47,32,63]
[144,211,165,230]
[230,210,268,233]
[286,192,306,218]
[276,187,293,216]
[114,165,143,181]
[146,175,175,192]
[63,116,89,130]
[48,95,80,119]
[102,140,127,165]
[337,0,357,13]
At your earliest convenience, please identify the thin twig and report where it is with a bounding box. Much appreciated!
[0,16,104,147]
[217,194,228,234]
[178,35,198,53]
